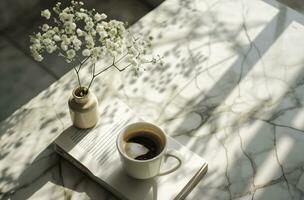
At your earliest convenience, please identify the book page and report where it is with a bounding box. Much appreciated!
[55,99,207,200]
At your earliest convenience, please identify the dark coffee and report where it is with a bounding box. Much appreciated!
[124,131,163,160]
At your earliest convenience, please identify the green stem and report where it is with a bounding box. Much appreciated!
[73,67,81,88]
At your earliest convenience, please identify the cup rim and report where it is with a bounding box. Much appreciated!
[116,121,167,163]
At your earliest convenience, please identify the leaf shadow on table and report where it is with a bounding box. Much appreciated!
[0,100,160,200]
[109,0,304,199]
[0,138,119,200]
[154,1,304,200]
[1,0,304,199]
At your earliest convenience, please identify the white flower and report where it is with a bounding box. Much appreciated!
[30,0,156,80]
[65,22,76,33]
[109,28,117,37]
[31,43,42,51]
[31,48,43,61]
[81,13,89,20]
[53,27,59,33]
[43,38,52,45]
[61,35,68,42]
[85,21,94,31]
[86,42,94,49]
[53,35,61,41]
[76,28,83,36]
[59,12,69,21]
[62,35,71,45]
[59,12,73,22]
[91,29,96,36]
[85,35,94,48]
[67,49,76,59]
[70,22,76,30]
[91,47,102,58]
[67,14,74,21]
[41,9,51,19]
[100,13,107,20]
[61,42,68,51]
[46,45,56,53]
[85,35,93,42]
[116,46,123,54]
[72,38,82,50]
[46,30,55,36]
[94,13,102,22]
[82,49,91,56]
[30,37,39,44]
[34,54,44,61]
[96,24,103,33]
[35,32,42,38]
[105,39,113,48]
[98,30,107,39]
[65,24,73,34]
[42,24,49,32]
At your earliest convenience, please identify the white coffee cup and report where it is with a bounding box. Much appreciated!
[116,122,182,179]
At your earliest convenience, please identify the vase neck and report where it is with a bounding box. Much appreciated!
[73,87,90,104]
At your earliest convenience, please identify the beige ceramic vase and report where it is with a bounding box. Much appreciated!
[68,87,99,129]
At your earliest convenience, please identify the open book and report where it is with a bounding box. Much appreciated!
[54,99,208,200]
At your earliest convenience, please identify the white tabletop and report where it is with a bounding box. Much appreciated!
[1,0,304,199]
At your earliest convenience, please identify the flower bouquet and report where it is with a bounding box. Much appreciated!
[29,1,161,128]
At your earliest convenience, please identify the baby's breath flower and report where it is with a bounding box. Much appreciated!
[30,37,39,44]
[29,0,160,90]
[43,38,52,45]
[42,24,49,32]
[53,27,59,33]
[91,29,96,36]
[46,29,55,36]
[61,35,68,41]
[41,9,51,19]
[82,49,91,57]
[61,42,68,51]
[72,38,82,50]
[30,47,44,61]
[59,12,69,22]
[85,20,94,31]
[53,35,61,41]
[32,43,41,50]
[109,28,117,37]
[85,35,94,48]
[70,22,76,30]
[46,45,56,53]
[105,39,113,49]
[67,49,76,59]
[100,13,107,20]
[94,13,102,22]
[91,47,102,58]
[96,24,103,33]
[35,54,44,61]
[76,28,83,36]
[62,7,69,13]
[98,30,107,39]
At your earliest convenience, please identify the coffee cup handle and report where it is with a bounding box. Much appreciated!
[157,151,182,176]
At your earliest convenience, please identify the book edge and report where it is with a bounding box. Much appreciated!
[174,162,208,200]
[54,144,128,200]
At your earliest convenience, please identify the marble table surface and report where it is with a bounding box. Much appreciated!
[1,0,304,199]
